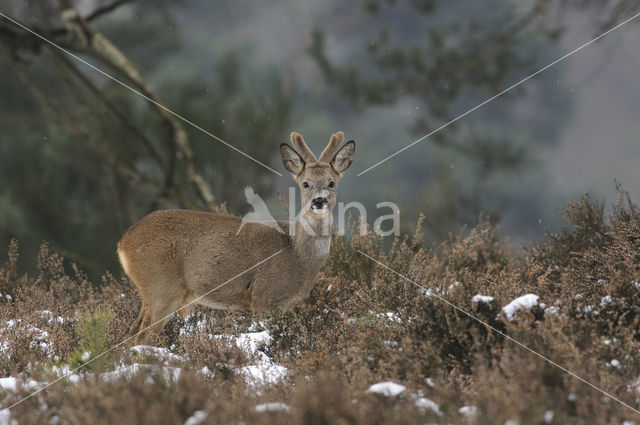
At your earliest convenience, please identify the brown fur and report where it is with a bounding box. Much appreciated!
[119,131,355,343]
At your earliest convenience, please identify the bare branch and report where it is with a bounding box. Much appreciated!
[84,0,136,22]
[55,2,217,210]
[0,40,163,197]
[1,1,218,211]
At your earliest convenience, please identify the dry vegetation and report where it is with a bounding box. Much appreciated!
[1,193,640,424]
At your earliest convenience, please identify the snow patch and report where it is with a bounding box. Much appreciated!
[196,366,215,379]
[472,294,494,304]
[0,319,55,356]
[254,402,291,413]
[459,405,478,420]
[544,410,554,423]
[48,364,81,384]
[131,345,184,363]
[366,381,406,397]
[606,359,621,368]
[183,410,207,425]
[0,376,42,392]
[233,331,272,358]
[38,310,65,324]
[48,363,182,385]
[448,281,462,292]
[101,364,182,383]
[376,312,402,324]
[502,294,539,321]
[414,396,442,416]
[241,364,288,387]
[216,330,289,387]
[577,305,596,315]
[0,409,17,425]
[178,315,208,336]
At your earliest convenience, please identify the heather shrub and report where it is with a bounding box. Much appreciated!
[2,192,640,424]
[0,242,139,376]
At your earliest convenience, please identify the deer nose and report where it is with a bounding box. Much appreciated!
[311,197,328,209]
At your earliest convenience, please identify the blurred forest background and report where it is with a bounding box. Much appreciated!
[0,0,639,278]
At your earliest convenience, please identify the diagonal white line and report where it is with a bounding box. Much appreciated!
[0,12,283,176]
[357,10,640,176]
[2,249,282,411]
[356,249,640,415]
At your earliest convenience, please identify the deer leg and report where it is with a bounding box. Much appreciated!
[177,289,195,318]
[142,295,182,343]
[129,302,147,340]
[133,304,157,345]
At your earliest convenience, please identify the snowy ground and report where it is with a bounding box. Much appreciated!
[1,290,638,425]
[0,315,290,424]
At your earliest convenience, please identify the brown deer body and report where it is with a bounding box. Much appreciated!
[118,131,355,343]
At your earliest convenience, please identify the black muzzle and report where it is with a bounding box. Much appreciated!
[311,197,328,209]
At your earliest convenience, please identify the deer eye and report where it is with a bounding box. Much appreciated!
[303,182,309,189]
[328,181,335,188]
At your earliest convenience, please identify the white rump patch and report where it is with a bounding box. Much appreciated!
[117,248,130,276]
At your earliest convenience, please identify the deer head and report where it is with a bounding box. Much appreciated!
[280,131,355,233]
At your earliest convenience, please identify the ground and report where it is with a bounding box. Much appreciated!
[0,194,640,425]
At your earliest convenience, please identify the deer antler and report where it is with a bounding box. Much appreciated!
[290,132,317,163]
[319,131,344,163]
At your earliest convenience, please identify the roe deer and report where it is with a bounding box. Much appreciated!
[118,131,355,343]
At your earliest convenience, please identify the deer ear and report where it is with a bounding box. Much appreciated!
[280,143,305,175]
[331,140,355,174]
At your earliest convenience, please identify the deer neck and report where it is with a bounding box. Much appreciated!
[292,213,332,264]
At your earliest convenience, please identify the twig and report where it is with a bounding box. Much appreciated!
[85,0,136,22]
